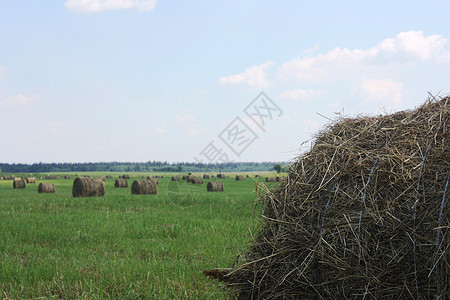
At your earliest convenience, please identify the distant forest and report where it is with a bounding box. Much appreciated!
[0,161,290,174]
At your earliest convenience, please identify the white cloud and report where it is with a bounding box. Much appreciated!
[279,31,450,84]
[0,94,38,111]
[355,78,404,107]
[176,112,196,123]
[279,88,323,101]
[64,0,156,13]
[219,61,274,88]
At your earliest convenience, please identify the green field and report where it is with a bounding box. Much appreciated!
[0,173,276,299]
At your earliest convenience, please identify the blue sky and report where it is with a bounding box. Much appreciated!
[1,0,449,164]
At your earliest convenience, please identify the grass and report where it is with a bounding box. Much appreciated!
[0,173,271,299]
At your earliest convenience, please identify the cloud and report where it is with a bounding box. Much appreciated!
[279,31,450,84]
[219,61,274,88]
[176,112,196,123]
[0,94,38,111]
[355,78,404,107]
[279,88,323,101]
[64,0,156,13]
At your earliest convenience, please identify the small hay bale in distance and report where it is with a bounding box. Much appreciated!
[13,179,26,189]
[172,176,180,181]
[235,175,245,181]
[186,175,196,182]
[106,175,113,179]
[182,175,188,180]
[27,177,36,184]
[147,176,159,185]
[38,182,55,193]
[114,178,128,188]
[122,174,130,179]
[45,175,59,180]
[265,177,277,182]
[72,177,105,197]
[64,175,71,179]
[203,174,210,179]
[217,174,226,179]
[190,177,204,184]
[207,181,224,192]
[131,180,157,195]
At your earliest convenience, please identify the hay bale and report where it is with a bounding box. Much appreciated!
[106,175,113,179]
[98,177,106,182]
[147,176,159,185]
[4,175,15,180]
[265,177,277,182]
[13,179,25,189]
[225,96,450,299]
[186,175,196,182]
[45,175,59,180]
[64,175,71,179]
[182,175,188,180]
[120,174,130,179]
[131,180,157,195]
[27,177,36,184]
[191,177,204,184]
[114,178,128,188]
[203,174,210,179]
[235,175,245,181]
[72,177,105,197]
[38,182,55,193]
[217,174,226,179]
[172,176,180,181]
[207,181,224,192]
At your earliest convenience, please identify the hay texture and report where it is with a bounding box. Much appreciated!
[147,176,159,185]
[131,180,157,195]
[114,178,128,188]
[13,179,26,189]
[27,177,36,184]
[38,183,55,193]
[207,181,224,192]
[224,96,449,299]
[191,177,204,184]
[72,177,105,197]
[265,177,277,182]
[236,175,245,181]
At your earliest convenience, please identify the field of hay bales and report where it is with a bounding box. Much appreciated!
[0,172,279,299]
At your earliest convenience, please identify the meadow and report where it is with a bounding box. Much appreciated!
[0,173,275,299]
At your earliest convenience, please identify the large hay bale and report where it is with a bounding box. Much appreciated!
[38,182,55,193]
[224,97,449,299]
[191,177,204,184]
[114,178,128,188]
[172,176,180,181]
[131,180,157,195]
[235,175,245,181]
[207,181,224,192]
[27,177,36,184]
[72,177,105,197]
[13,179,25,189]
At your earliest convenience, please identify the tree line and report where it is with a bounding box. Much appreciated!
[0,161,289,174]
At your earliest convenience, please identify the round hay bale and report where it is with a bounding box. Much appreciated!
[147,176,159,185]
[191,177,204,184]
[13,179,26,189]
[114,178,128,188]
[225,96,450,299]
[106,175,113,179]
[186,175,196,182]
[98,177,106,182]
[207,181,224,192]
[64,175,71,179]
[217,174,225,179]
[235,175,245,181]
[27,177,36,184]
[38,182,55,193]
[182,175,188,180]
[72,177,105,197]
[131,180,157,195]
[172,176,180,181]
[203,174,210,179]
[121,174,130,179]
[265,177,277,182]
